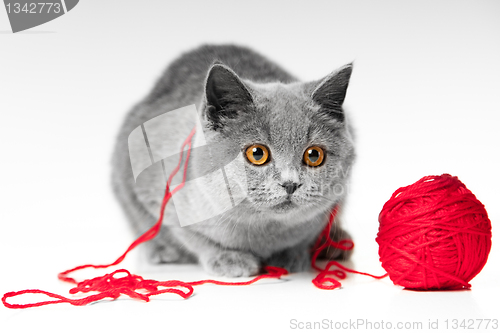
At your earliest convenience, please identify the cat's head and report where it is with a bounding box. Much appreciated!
[199,63,355,221]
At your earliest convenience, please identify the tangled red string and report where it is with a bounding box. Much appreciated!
[2,126,382,309]
[376,174,492,290]
[310,207,387,289]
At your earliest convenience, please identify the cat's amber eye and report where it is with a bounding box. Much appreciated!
[304,146,325,167]
[245,144,270,165]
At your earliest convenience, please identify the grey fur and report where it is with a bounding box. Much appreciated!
[112,44,355,277]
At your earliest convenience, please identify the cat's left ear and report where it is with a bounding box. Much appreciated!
[310,63,353,122]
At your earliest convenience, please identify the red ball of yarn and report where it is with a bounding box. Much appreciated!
[376,174,492,290]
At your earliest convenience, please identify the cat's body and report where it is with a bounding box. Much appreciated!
[112,44,354,276]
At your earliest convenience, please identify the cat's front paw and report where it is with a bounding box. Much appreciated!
[266,246,311,273]
[317,228,353,261]
[203,251,261,277]
[146,241,197,264]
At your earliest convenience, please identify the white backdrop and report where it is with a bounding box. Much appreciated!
[1,1,499,332]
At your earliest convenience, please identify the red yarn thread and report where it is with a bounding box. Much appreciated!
[377,174,492,290]
[310,207,387,289]
[3,126,384,309]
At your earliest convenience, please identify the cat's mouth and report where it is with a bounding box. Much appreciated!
[271,198,298,213]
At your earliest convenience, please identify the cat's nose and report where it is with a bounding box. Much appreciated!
[281,182,302,195]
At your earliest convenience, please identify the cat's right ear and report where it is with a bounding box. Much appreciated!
[204,63,253,130]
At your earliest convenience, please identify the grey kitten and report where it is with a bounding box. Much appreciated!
[112,44,355,277]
